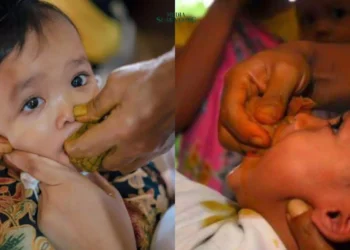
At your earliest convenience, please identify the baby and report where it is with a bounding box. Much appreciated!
[296,0,350,43]
[176,97,350,250]
[0,0,170,249]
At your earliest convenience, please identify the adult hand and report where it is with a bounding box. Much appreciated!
[287,199,334,250]
[0,137,12,156]
[65,49,175,173]
[219,47,311,153]
[4,151,136,250]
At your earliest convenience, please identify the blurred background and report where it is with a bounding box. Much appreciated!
[46,0,174,83]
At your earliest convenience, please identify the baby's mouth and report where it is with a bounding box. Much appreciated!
[60,150,77,170]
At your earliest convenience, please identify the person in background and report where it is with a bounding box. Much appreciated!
[176,0,298,198]
[296,0,350,43]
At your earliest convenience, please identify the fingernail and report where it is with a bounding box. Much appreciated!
[287,199,310,218]
[250,136,265,146]
[73,104,87,118]
[259,105,278,121]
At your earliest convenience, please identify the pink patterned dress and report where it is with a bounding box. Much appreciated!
[178,18,281,198]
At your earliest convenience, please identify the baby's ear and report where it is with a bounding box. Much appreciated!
[287,97,316,116]
[311,207,350,243]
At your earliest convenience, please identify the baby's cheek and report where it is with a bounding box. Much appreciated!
[79,81,100,104]
[8,122,56,158]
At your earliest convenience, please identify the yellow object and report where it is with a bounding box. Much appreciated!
[65,122,111,172]
[43,0,121,64]
[261,6,300,42]
[201,200,238,228]
[175,20,199,47]
[175,6,300,47]
[73,104,88,118]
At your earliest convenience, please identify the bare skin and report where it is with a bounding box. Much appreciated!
[176,0,292,132]
[296,0,350,43]
[64,49,175,173]
[229,106,350,250]
[219,41,350,153]
[0,14,136,249]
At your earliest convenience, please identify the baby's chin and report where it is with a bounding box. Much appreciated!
[58,151,77,171]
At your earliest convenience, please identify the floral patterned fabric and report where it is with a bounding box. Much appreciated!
[0,162,169,250]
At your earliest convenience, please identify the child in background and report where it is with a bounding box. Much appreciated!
[0,1,170,249]
[296,0,350,43]
[294,0,350,120]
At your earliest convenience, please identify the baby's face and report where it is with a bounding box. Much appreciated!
[0,18,99,168]
[296,0,350,43]
[230,112,350,242]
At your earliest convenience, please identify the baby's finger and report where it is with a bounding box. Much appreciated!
[4,151,73,186]
[287,200,334,250]
[86,172,119,198]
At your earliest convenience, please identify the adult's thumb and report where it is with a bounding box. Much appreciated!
[254,62,305,125]
[73,75,123,123]
[287,199,333,250]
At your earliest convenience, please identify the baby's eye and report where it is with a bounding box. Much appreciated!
[71,74,88,88]
[22,97,44,112]
[330,115,343,133]
[332,7,347,20]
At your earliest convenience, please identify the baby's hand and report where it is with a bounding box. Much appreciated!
[4,151,136,250]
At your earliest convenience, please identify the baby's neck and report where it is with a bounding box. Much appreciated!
[254,200,299,250]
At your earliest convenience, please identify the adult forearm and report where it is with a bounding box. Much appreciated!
[277,41,350,112]
[176,0,242,132]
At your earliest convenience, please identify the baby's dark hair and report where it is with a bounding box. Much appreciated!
[0,0,76,64]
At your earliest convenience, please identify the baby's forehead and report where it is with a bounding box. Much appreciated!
[0,19,85,75]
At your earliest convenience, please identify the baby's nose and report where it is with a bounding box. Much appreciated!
[55,100,75,130]
[314,20,333,41]
[294,113,329,130]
